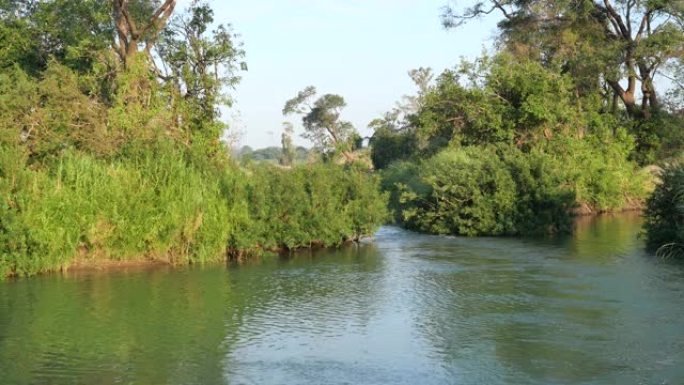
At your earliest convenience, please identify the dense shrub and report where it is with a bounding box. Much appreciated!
[396,146,518,236]
[499,147,576,235]
[539,131,648,212]
[370,127,416,170]
[383,138,647,237]
[630,112,684,166]
[644,162,684,257]
[0,143,388,278]
[230,163,388,251]
[385,146,573,236]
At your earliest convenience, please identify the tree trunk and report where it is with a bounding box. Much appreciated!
[607,78,641,118]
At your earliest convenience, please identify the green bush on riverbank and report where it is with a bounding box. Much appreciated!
[381,138,648,237]
[0,144,387,278]
[372,54,651,237]
[0,6,388,279]
[229,163,388,252]
[644,163,684,258]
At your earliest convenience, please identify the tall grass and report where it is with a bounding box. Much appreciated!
[1,146,230,276]
[0,145,388,278]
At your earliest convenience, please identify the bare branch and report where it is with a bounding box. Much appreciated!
[602,0,631,39]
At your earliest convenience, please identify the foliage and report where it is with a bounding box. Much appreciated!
[0,144,231,276]
[371,52,649,237]
[369,125,416,170]
[0,1,388,279]
[283,86,358,161]
[442,0,684,121]
[370,54,621,165]
[0,144,388,278]
[236,145,312,164]
[158,1,246,147]
[382,134,647,236]
[397,146,519,236]
[227,163,388,253]
[630,111,684,165]
[280,122,296,166]
[0,0,112,74]
[537,131,648,212]
[644,162,684,258]
[384,145,575,236]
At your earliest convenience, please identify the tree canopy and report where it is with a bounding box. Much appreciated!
[443,0,684,120]
[283,86,358,162]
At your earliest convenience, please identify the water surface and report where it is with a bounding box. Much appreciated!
[1,214,683,385]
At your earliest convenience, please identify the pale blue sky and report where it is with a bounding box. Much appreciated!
[186,1,499,147]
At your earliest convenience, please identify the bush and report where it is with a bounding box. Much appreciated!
[0,142,389,278]
[644,162,684,257]
[382,137,647,237]
[231,163,388,251]
[499,147,575,235]
[393,146,518,236]
[539,131,648,212]
[370,127,416,170]
[630,112,684,165]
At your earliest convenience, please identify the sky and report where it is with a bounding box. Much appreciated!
[180,0,499,148]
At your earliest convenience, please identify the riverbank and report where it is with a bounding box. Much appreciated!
[20,212,644,280]
[0,148,388,279]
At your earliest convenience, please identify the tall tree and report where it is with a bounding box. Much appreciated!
[443,0,684,119]
[283,86,357,162]
[280,122,296,166]
[157,1,246,142]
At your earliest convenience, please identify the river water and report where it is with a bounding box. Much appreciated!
[1,214,683,385]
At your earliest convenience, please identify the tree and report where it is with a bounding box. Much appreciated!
[442,0,684,119]
[282,86,358,161]
[157,1,246,144]
[367,68,435,169]
[0,0,112,74]
[112,0,177,66]
[280,122,295,166]
[664,58,684,110]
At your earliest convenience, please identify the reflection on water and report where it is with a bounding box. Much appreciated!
[1,214,683,385]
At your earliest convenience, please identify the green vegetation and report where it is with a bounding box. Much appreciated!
[283,86,361,163]
[372,54,651,237]
[228,163,387,254]
[0,1,386,278]
[236,145,312,164]
[644,162,684,258]
[1,0,683,275]
[0,145,386,277]
[369,0,684,239]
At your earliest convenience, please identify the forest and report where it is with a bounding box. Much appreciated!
[1,0,684,278]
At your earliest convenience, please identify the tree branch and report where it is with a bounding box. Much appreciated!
[140,0,177,37]
[119,0,140,39]
[602,0,631,40]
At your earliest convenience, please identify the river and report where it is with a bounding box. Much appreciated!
[1,214,683,385]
